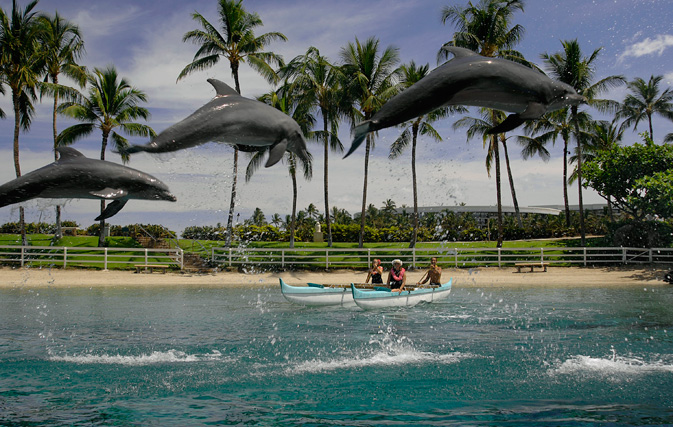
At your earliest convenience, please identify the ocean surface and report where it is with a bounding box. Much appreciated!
[1,280,672,426]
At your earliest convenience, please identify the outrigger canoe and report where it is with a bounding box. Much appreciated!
[279,278,378,306]
[350,279,452,310]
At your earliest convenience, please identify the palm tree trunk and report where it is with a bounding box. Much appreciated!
[572,109,586,246]
[290,157,298,249]
[322,115,332,247]
[225,147,239,248]
[53,74,63,240]
[358,136,371,248]
[501,138,522,228]
[562,137,571,227]
[493,136,503,248]
[410,124,419,248]
[12,90,27,246]
[98,132,109,247]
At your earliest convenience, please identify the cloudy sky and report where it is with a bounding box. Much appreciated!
[1,0,672,234]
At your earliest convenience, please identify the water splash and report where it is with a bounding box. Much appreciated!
[48,349,228,366]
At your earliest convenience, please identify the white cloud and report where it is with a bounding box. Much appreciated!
[618,34,673,62]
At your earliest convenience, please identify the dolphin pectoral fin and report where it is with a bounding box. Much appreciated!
[95,199,128,221]
[487,114,526,135]
[343,121,373,159]
[91,188,128,199]
[265,140,288,167]
[519,102,547,119]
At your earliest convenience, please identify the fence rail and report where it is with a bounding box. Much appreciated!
[211,246,673,269]
[0,246,183,269]
[1,245,671,270]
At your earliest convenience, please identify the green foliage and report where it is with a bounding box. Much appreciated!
[607,219,673,248]
[583,135,673,220]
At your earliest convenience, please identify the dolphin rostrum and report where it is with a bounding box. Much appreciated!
[124,79,310,167]
[0,147,176,220]
[344,46,586,157]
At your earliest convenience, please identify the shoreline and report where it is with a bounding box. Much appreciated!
[0,265,669,289]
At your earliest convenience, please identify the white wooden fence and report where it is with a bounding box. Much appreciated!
[211,246,673,269]
[1,245,671,270]
[0,246,183,269]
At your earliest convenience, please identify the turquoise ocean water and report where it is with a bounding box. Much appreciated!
[1,280,672,426]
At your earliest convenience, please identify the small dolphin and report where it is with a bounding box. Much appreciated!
[0,147,176,220]
[124,79,310,167]
[344,46,586,157]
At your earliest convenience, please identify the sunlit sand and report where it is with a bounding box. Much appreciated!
[1,266,668,288]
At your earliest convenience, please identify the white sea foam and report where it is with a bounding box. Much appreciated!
[550,354,673,377]
[288,349,473,374]
[49,349,228,366]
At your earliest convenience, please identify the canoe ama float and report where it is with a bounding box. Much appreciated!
[350,279,452,310]
[280,278,371,306]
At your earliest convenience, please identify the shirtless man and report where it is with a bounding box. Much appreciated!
[417,257,442,286]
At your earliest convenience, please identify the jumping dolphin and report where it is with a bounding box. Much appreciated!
[123,79,310,167]
[344,46,586,157]
[0,147,177,220]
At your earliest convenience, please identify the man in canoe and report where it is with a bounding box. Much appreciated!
[417,257,442,286]
[387,259,407,292]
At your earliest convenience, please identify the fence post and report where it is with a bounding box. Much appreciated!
[367,249,371,268]
[649,248,653,264]
[282,249,285,268]
[622,247,627,264]
[63,247,68,269]
[455,248,458,268]
[21,246,25,267]
[498,247,501,268]
[583,247,587,266]
[540,247,544,264]
[412,248,416,269]
[228,248,232,268]
[145,248,148,266]
[104,248,108,270]
[325,250,329,270]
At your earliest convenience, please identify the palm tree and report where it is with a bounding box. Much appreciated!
[178,0,286,249]
[37,11,85,239]
[439,0,526,247]
[542,39,625,245]
[281,47,345,247]
[340,36,400,248]
[0,0,45,246]
[270,213,283,229]
[57,66,155,247]
[389,61,466,247]
[247,84,313,248]
[618,75,673,142]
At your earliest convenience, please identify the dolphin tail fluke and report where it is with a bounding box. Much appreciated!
[343,121,373,159]
[96,199,128,221]
[118,145,144,155]
[487,114,526,135]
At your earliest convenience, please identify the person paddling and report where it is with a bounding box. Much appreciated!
[418,257,442,286]
[365,259,384,284]
[387,259,406,292]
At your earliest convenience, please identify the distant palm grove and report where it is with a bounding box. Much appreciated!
[1,0,672,249]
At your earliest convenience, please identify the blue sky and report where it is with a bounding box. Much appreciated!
[1,0,672,234]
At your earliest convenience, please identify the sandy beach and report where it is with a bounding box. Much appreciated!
[0,265,669,289]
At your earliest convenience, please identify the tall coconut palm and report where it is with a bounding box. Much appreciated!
[247,84,313,248]
[389,61,466,247]
[618,75,673,142]
[37,11,85,239]
[542,39,625,245]
[280,47,345,247]
[340,36,400,248]
[0,0,45,246]
[178,0,286,248]
[57,66,155,247]
[439,0,526,247]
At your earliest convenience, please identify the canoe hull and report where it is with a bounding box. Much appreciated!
[279,278,354,306]
[351,279,452,310]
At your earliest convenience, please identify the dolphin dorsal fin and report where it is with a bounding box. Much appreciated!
[56,147,85,160]
[442,46,480,59]
[207,79,239,97]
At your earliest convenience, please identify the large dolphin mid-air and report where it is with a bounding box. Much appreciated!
[124,79,310,167]
[344,46,586,157]
[0,147,176,220]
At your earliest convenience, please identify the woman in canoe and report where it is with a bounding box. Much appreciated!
[387,259,406,292]
[365,259,384,284]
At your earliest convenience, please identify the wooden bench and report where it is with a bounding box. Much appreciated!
[515,262,549,273]
[135,264,169,274]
